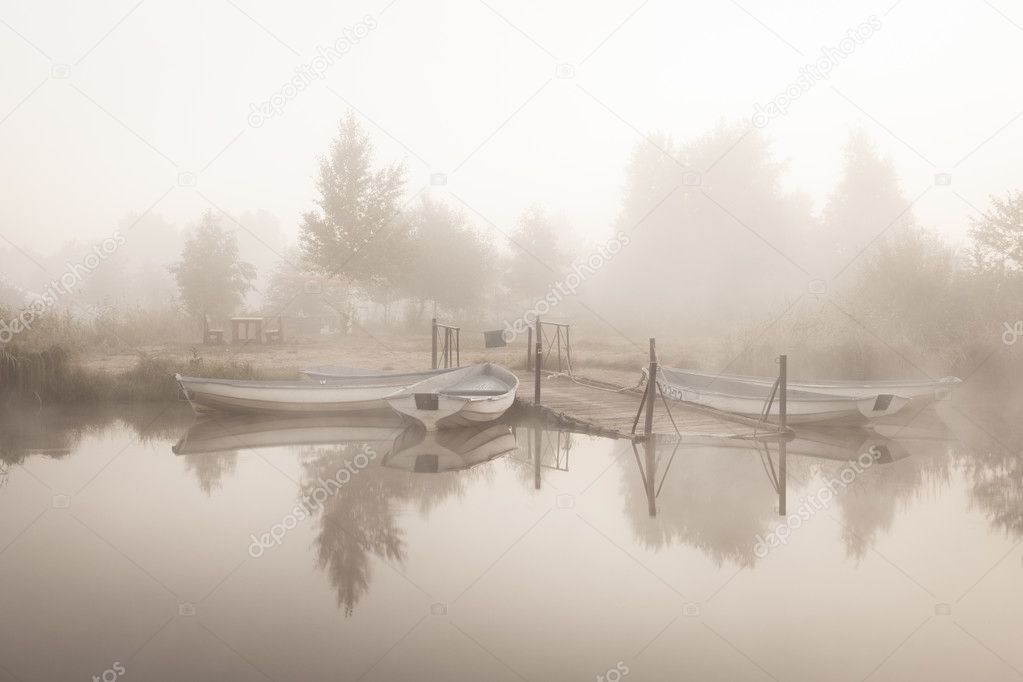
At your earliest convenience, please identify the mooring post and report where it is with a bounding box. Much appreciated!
[778,354,788,432]
[534,316,542,406]
[526,326,533,371]
[431,318,437,369]
[565,325,572,375]
[644,338,657,437]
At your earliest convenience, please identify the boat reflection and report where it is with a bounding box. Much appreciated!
[380,423,517,473]
[172,413,517,476]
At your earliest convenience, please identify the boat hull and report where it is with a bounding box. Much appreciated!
[669,368,960,401]
[385,363,519,430]
[175,375,403,416]
[655,368,911,424]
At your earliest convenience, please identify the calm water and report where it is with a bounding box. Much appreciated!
[1,402,1021,682]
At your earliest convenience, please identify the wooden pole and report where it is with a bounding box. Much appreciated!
[526,326,533,371]
[778,354,788,432]
[556,326,563,373]
[455,328,460,367]
[565,325,572,375]
[644,338,657,437]
[431,318,437,369]
[534,316,542,405]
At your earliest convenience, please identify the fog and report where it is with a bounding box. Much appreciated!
[2,0,1020,256]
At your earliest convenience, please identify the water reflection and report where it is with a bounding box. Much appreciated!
[2,402,1021,623]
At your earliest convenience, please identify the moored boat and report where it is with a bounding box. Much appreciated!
[174,374,415,415]
[670,368,960,401]
[654,367,910,424]
[385,363,519,430]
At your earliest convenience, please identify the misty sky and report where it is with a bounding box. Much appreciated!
[2,0,1021,257]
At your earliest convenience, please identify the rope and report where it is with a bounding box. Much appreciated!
[754,376,780,437]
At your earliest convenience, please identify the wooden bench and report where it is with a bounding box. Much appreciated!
[203,314,224,345]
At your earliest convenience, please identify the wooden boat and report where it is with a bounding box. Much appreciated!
[385,363,519,430]
[381,423,518,473]
[171,414,407,455]
[654,367,910,424]
[671,368,960,401]
[174,374,418,416]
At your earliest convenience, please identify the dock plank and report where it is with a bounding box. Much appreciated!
[514,372,766,440]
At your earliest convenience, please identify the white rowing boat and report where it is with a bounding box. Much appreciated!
[175,374,414,415]
[175,363,519,428]
[386,363,519,430]
[672,367,960,401]
[654,367,910,424]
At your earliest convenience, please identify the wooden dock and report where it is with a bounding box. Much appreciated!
[513,371,769,440]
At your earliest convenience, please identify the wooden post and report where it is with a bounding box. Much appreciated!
[778,354,788,431]
[455,328,460,367]
[564,325,572,375]
[644,338,657,437]
[431,318,437,369]
[526,326,533,371]
[534,316,542,406]
[556,326,563,373]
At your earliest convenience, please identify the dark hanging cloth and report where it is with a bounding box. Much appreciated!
[484,330,507,348]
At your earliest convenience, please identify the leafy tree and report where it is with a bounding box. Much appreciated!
[599,122,812,333]
[264,250,353,321]
[406,195,493,319]
[504,205,569,303]
[821,130,917,274]
[299,112,409,295]
[169,210,255,329]
[970,190,1023,275]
